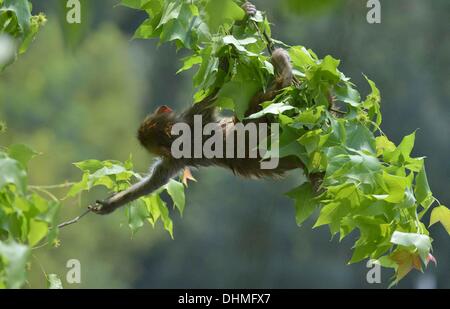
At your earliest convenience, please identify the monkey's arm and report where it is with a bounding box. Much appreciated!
[90,159,184,215]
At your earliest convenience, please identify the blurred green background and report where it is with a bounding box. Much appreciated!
[0,0,448,288]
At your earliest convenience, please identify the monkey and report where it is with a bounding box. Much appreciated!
[90,48,303,215]
[89,3,313,215]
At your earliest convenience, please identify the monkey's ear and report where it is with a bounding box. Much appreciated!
[155,105,173,114]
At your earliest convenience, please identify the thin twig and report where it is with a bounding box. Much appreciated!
[32,241,49,250]
[57,209,92,229]
[262,30,274,54]
[29,182,76,190]
[29,187,59,202]
[252,20,273,55]
[330,107,347,115]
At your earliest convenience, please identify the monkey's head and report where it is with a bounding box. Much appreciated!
[137,105,176,157]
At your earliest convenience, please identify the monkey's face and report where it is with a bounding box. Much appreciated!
[137,106,174,157]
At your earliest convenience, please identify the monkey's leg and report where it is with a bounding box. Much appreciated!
[244,49,294,118]
[90,159,183,215]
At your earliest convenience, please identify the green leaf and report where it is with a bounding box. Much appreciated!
[289,46,316,70]
[430,205,450,234]
[145,194,173,238]
[384,132,416,163]
[335,83,361,107]
[0,157,27,194]
[157,1,182,27]
[37,201,61,225]
[390,231,431,261]
[120,0,142,9]
[145,195,160,227]
[73,160,104,173]
[223,35,258,55]
[295,106,326,126]
[363,75,382,126]
[133,17,160,39]
[120,0,152,10]
[374,256,397,269]
[349,242,377,264]
[415,165,433,208]
[159,17,194,49]
[142,0,164,16]
[28,219,48,246]
[91,165,128,178]
[158,198,174,239]
[177,55,202,74]
[375,136,395,157]
[286,182,318,226]
[297,129,329,155]
[8,144,39,168]
[0,240,30,289]
[364,75,380,100]
[345,122,376,154]
[1,0,31,32]
[19,13,46,54]
[247,103,295,120]
[66,173,89,198]
[205,0,244,33]
[127,199,150,235]
[381,171,407,203]
[318,55,340,83]
[166,179,185,216]
[153,1,202,49]
[47,273,63,289]
[217,80,260,120]
[313,201,349,234]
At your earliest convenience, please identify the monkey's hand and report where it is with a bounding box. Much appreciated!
[242,2,257,17]
[89,200,117,215]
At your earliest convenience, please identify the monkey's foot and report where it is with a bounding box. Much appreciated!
[243,2,257,16]
[89,200,117,215]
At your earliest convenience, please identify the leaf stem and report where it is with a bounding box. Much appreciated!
[29,182,76,190]
[29,186,59,202]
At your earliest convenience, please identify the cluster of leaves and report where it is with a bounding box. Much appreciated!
[0,142,182,288]
[123,0,273,117]
[67,158,186,237]
[119,0,450,284]
[0,143,61,288]
[0,0,63,289]
[0,0,46,69]
[0,0,54,289]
